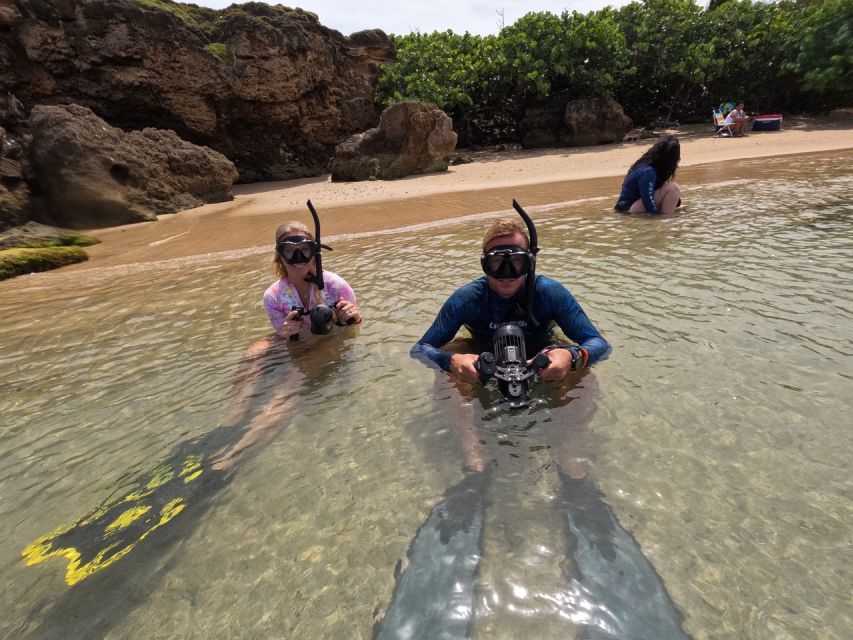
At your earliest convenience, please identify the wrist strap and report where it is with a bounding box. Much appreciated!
[543,344,589,371]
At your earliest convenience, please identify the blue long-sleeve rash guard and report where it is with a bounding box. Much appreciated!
[615,164,659,214]
[411,275,611,371]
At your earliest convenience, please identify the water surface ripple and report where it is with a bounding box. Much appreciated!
[0,151,850,639]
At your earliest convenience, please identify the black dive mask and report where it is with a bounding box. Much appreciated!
[276,236,317,265]
[481,245,533,279]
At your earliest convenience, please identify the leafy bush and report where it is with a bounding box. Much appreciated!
[374,0,852,144]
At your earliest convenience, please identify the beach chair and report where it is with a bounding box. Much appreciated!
[712,108,733,137]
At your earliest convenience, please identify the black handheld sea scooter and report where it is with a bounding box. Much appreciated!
[476,324,550,410]
[289,200,355,340]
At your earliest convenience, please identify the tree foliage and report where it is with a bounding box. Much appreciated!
[374,0,853,145]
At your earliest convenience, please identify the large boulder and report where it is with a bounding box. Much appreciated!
[0,0,394,182]
[520,96,633,149]
[329,102,457,181]
[28,104,238,228]
[563,97,634,146]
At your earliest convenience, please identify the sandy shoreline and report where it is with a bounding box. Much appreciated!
[81,112,853,268]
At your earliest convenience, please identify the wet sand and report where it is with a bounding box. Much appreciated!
[78,113,853,269]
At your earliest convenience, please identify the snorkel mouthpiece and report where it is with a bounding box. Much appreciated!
[511,199,540,328]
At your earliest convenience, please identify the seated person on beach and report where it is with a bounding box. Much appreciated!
[724,101,750,137]
[614,135,682,215]
[411,217,610,386]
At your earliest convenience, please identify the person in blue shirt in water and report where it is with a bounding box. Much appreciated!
[615,135,682,215]
[411,217,610,386]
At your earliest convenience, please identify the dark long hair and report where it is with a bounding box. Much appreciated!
[629,135,681,185]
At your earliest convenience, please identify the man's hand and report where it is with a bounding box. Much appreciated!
[450,353,482,384]
[537,347,573,381]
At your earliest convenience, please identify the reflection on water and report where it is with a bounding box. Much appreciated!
[1,151,851,639]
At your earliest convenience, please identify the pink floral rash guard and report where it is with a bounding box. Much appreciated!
[262,271,357,333]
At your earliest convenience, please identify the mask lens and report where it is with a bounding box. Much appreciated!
[278,239,316,264]
[508,253,528,273]
[486,253,505,273]
[482,246,530,278]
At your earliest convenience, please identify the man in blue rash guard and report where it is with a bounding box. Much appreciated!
[411,217,610,385]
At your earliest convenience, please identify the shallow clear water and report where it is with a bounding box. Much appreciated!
[1,151,851,639]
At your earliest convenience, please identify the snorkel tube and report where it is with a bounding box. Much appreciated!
[305,199,332,290]
[511,199,540,328]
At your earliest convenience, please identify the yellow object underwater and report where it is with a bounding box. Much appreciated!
[22,454,207,586]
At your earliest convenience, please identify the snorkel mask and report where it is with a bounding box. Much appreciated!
[275,200,332,287]
[480,245,532,280]
[480,199,541,328]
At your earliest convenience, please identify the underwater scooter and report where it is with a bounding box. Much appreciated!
[476,324,550,410]
[289,200,356,340]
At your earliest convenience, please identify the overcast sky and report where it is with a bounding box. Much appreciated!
[191,1,639,36]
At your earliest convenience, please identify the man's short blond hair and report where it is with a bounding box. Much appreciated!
[482,218,529,252]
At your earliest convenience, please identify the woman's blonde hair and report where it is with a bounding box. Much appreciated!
[482,218,529,252]
[273,221,314,279]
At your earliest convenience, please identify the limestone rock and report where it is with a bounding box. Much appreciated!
[28,104,238,228]
[563,97,634,147]
[520,95,633,149]
[0,0,393,182]
[0,126,31,231]
[329,102,457,181]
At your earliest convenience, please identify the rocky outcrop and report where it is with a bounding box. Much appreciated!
[0,131,31,231]
[28,104,238,228]
[563,98,634,146]
[0,0,394,182]
[520,96,633,149]
[329,102,457,181]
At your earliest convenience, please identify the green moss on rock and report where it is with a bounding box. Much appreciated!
[13,233,100,249]
[0,246,89,280]
[204,42,229,58]
[135,0,218,34]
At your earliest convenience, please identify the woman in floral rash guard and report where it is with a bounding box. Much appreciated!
[263,221,362,337]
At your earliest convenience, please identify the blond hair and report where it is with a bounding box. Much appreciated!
[273,221,314,279]
[482,218,529,252]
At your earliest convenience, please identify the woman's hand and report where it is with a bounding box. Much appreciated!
[450,353,482,384]
[334,300,362,325]
[279,309,303,339]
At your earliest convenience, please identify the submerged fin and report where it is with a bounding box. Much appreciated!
[374,470,491,640]
[22,427,234,586]
[559,472,692,640]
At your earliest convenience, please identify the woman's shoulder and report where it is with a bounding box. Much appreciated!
[321,270,353,288]
[263,278,290,300]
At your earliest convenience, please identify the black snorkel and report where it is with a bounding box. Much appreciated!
[512,199,540,329]
[305,199,331,290]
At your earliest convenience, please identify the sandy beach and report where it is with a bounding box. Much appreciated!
[81,112,853,268]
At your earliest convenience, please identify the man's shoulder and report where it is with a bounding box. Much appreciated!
[534,275,575,301]
[450,277,488,299]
